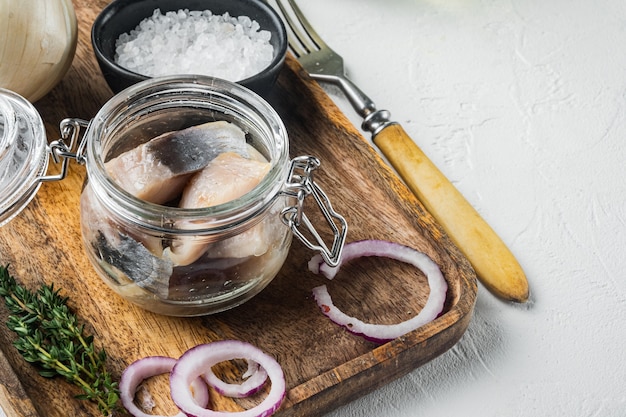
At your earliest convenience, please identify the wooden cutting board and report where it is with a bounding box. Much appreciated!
[0,1,477,416]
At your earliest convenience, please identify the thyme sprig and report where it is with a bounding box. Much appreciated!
[0,265,120,416]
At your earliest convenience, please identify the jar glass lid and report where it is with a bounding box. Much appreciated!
[0,89,49,226]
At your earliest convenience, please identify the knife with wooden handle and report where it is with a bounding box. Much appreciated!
[371,121,529,303]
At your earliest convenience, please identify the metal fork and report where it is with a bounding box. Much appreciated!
[269,0,386,129]
[268,0,529,303]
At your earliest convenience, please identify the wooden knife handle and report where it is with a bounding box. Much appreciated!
[373,123,529,302]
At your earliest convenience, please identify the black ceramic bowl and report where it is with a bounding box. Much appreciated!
[92,0,287,97]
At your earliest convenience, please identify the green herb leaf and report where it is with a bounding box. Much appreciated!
[0,265,120,416]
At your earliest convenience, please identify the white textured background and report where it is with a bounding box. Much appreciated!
[292,0,626,415]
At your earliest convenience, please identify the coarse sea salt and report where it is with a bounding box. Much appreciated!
[114,9,274,81]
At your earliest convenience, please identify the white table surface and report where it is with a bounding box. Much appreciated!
[292,0,626,416]
[1,1,623,416]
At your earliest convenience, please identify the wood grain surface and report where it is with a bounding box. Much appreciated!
[0,1,477,416]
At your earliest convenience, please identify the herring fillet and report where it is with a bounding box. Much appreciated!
[80,185,173,298]
[86,120,249,298]
[179,152,271,209]
[164,152,271,266]
[105,121,249,204]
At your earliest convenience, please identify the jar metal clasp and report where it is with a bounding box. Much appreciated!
[281,156,347,267]
[39,118,90,182]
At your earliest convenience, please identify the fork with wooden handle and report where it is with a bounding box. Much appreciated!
[270,0,529,302]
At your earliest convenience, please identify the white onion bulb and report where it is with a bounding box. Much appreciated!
[0,0,77,102]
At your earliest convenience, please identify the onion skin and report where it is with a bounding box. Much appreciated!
[170,341,285,417]
[0,0,77,102]
[119,356,209,417]
[120,342,284,417]
[309,240,448,343]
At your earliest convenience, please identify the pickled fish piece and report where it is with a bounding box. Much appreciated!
[165,152,271,266]
[91,230,172,298]
[81,185,173,298]
[205,208,282,259]
[179,152,271,208]
[245,143,269,163]
[105,121,248,204]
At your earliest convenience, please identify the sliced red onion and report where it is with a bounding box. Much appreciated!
[203,359,268,398]
[170,340,285,417]
[120,356,209,417]
[309,239,448,343]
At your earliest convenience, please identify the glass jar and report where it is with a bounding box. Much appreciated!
[0,76,347,317]
[0,89,49,226]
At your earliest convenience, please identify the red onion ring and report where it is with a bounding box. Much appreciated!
[120,356,210,417]
[170,340,285,417]
[203,359,268,398]
[309,239,448,343]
